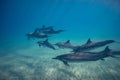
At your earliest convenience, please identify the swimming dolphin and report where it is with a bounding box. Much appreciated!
[55,40,78,49]
[34,25,53,33]
[37,39,56,50]
[39,25,54,32]
[52,46,111,66]
[43,28,64,34]
[26,32,48,40]
[73,38,115,52]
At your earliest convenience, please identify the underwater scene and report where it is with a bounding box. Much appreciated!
[0,0,120,80]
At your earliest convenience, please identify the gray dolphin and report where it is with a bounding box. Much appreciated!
[26,32,48,40]
[43,28,64,34]
[33,25,53,33]
[73,38,115,52]
[39,25,53,32]
[55,40,78,49]
[37,39,56,50]
[52,46,111,66]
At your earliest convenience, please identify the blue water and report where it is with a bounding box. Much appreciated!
[0,0,120,80]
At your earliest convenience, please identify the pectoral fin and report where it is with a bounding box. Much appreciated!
[62,61,69,66]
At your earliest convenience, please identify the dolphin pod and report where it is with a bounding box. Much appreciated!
[72,38,115,52]
[26,25,64,40]
[34,25,64,35]
[26,25,120,66]
[54,38,116,52]
[53,38,120,66]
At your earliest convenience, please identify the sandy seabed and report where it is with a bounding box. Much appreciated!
[0,42,120,80]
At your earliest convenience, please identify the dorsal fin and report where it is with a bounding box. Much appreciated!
[65,40,70,44]
[44,39,48,42]
[86,38,92,44]
[34,28,39,33]
[62,60,69,66]
[104,46,110,52]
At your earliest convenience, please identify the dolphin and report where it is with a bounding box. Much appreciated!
[55,40,78,49]
[37,39,56,50]
[39,25,53,32]
[26,32,48,40]
[33,25,53,33]
[52,46,111,66]
[43,28,64,34]
[73,38,115,52]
